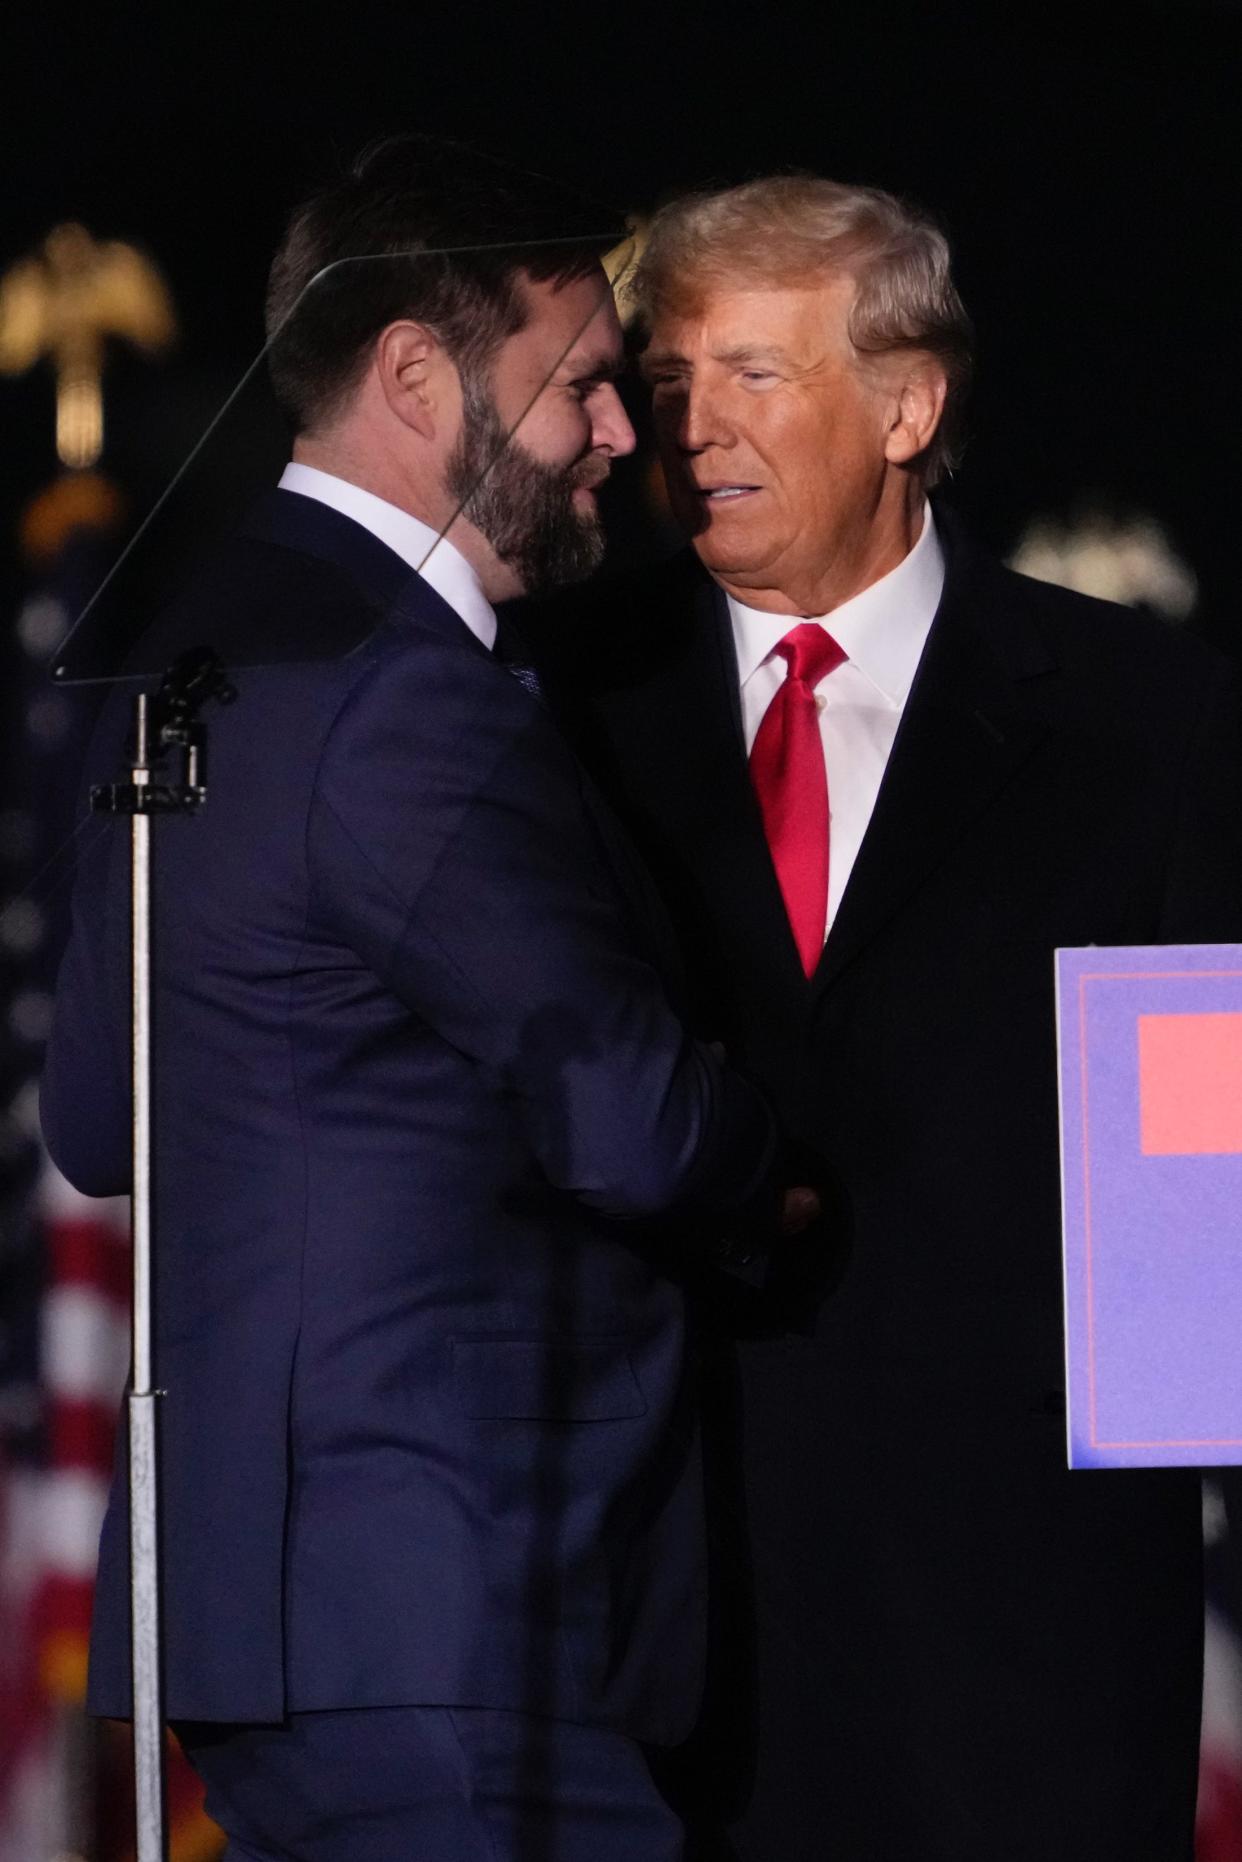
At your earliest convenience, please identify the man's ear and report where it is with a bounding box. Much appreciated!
[883,359,947,468]
[374,320,452,439]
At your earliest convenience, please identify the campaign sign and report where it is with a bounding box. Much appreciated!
[1057,945,1242,1468]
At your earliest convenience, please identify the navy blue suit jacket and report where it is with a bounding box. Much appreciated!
[40,490,776,1737]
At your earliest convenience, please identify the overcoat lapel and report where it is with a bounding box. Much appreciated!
[631,539,1057,1006]
[811,544,1055,997]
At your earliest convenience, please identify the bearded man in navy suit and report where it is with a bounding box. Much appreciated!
[530,175,1242,1860]
[40,140,795,1861]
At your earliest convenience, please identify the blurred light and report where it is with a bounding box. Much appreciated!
[0,898,46,955]
[10,1078,42,1137]
[42,1287,131,1405]
[39,1469,109,1581]
[1009,511,1197,620]
[17,594,70,659]
[9,988,53,1043]
[0,222,176,470]
[19,471,125,568]
[55,373,103,472]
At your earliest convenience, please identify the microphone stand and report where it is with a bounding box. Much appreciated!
[92,648,235,1861]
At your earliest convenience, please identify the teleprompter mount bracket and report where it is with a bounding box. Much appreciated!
[92,646,237,818]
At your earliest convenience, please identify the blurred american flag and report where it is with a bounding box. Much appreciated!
[0,474,220,1860]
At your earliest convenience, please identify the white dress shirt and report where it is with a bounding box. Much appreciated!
[278,461,498,651]
[728,506,945,937]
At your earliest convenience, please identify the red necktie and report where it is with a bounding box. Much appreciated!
[749,622,847,977]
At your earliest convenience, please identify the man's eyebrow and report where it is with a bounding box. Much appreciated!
[557,351,623,382]
[640,342,796,374]
[715,343,796,368]
[639,346,687,375]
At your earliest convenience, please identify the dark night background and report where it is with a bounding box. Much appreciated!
[3,0,1240,644]
[1,6,1240,1848]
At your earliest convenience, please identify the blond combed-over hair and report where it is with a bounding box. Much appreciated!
[630,175,973,485]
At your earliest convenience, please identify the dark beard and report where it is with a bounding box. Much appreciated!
[444,381,605,596]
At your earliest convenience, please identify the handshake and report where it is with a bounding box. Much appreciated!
[781,1185,822,1235]
[706,1041,822,1240]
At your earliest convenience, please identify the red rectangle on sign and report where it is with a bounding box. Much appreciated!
[1138,1011,1242,1155]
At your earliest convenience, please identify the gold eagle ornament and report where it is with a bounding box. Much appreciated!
[0,223,176,468]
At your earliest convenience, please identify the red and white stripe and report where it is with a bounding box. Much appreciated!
[33,1161,130,1697]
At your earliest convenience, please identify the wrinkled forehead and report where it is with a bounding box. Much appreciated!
[643,273,857,362]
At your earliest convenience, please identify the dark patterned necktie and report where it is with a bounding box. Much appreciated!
[493,617,545,705]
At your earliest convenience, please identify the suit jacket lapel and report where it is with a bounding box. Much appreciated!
[812,537,1055,996]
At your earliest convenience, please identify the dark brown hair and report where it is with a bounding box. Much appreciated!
[266,135,622,432]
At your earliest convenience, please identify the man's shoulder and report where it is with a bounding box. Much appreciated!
[137,527,385,676]
[128,507,484,701]
[978,553,1225,693]
[940,514,1228,708]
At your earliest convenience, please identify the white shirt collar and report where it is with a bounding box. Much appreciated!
[727,503,945,706]
[278,461,498,652]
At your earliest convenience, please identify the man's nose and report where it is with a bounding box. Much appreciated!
[667,379,727,454]
[592,383,637,458]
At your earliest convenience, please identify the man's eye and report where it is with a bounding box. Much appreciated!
[740,369,775,385]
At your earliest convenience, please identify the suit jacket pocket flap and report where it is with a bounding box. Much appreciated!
[452,1338,647,1421]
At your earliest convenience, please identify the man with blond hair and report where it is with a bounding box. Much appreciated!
[533,174,1242,1859]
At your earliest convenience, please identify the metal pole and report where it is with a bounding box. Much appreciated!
[92,655,226,1856]
[128,691,167,1860]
